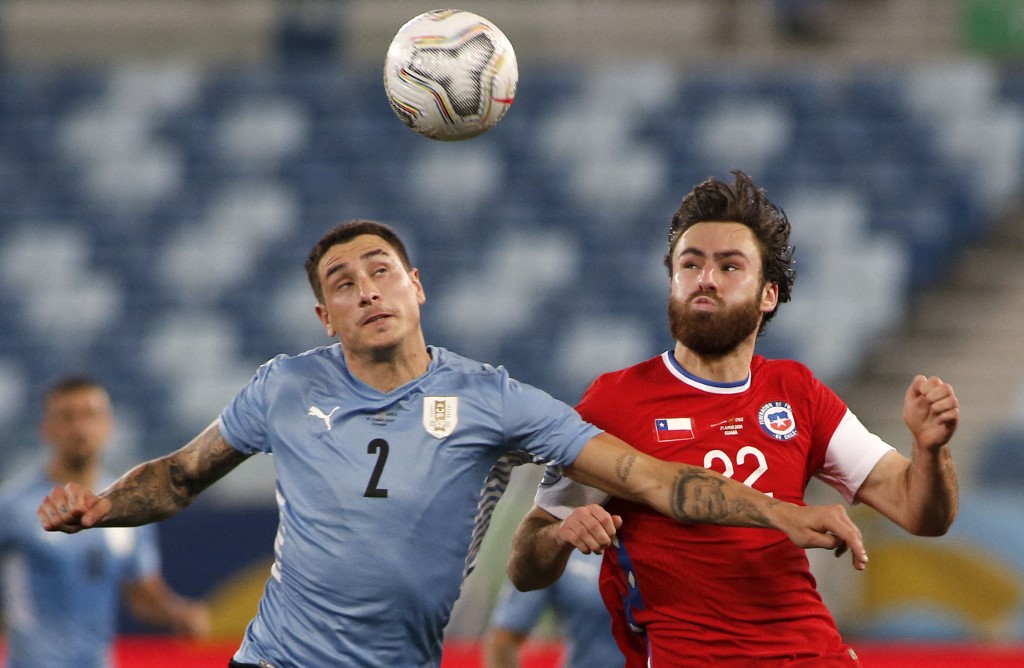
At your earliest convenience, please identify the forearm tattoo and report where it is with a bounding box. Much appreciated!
[99,427,247,526]
[670,468,772,527]
[615,452,637,483]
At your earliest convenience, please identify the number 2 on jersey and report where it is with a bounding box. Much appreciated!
[365,438,389,498]
[704,446,773,497]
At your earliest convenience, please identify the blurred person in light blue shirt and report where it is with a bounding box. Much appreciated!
[0,376,209,668]
[485,549,623,668]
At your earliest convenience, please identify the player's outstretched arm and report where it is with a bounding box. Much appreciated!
[855,374,960,536]
[564,432,868,570]
[38,420,249,533]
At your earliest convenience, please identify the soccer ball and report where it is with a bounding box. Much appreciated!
[383,9,518,141]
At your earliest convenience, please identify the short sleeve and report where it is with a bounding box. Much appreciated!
[499,373,601,466]
[219,357,280,455]
[533,465,610,519]
[815,410,896,503]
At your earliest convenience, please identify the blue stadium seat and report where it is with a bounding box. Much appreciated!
[977,426,1024,486]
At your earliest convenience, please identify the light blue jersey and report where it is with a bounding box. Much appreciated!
[219,345,601,668]
[0,469,160,668]
[489,550,624,668]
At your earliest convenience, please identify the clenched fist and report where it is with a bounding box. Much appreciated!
[37,481,112,533]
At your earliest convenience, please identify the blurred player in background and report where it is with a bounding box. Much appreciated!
[37,220,867,668]
[0,376,209,668]
[484,548,623,668]
[507,171,960,667]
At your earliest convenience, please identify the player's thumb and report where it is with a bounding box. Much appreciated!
[906,374,927,400]
[80,495,112,528]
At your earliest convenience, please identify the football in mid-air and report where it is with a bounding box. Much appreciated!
[383,9,518,141]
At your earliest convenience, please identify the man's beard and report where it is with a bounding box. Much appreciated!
[668,291,762,358]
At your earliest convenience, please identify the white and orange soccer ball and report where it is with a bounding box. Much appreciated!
[383,9,518,141]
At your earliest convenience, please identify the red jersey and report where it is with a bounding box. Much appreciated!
[547,352,891,667]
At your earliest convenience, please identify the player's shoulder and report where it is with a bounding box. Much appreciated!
[429,346,509,381]
[752,354,815,380]
[256,344,343,377]
[589,353,664,390]
[750,356,830,407]
[270,343,340,366]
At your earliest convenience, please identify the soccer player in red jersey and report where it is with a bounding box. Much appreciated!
[507,171,960,667]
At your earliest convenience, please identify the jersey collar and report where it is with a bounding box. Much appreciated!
[660,350,751,394]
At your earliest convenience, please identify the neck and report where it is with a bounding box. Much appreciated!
[346,339,432,393]
[672,339,756,384]
[47,459,99,488]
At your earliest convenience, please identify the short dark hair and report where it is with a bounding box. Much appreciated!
[45,376,107,401]
[304,220,414,303]
[664,170,796,332]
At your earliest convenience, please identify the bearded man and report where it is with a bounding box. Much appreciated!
[505,171,960,667]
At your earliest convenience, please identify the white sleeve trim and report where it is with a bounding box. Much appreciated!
[815,409,896,503]
[533,467,611,520]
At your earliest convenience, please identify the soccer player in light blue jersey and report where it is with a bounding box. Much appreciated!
[38,220,867,668]
[1,377,208,668]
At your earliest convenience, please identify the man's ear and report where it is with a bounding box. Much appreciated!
[760,282,779,313]
[315,303,336,337]
[410,267,426,305]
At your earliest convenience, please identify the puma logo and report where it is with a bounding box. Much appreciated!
[308,405,339,430]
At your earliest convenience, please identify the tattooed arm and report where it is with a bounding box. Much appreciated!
[507,432,867,591]
[38,421,249,533]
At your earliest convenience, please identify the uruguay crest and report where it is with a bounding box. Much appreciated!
[423,396,459,438]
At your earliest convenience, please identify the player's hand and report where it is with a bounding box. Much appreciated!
[557,504,623,555]
[776,502,868,571]
[903,374,959,452]
[173,600,213,639]
[37,482,112,533]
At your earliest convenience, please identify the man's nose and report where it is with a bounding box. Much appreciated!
[358,278,380,303]
[698,266,717,289]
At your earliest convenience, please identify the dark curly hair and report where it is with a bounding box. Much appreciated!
[664,170,796,334]
[305,220,414,303]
